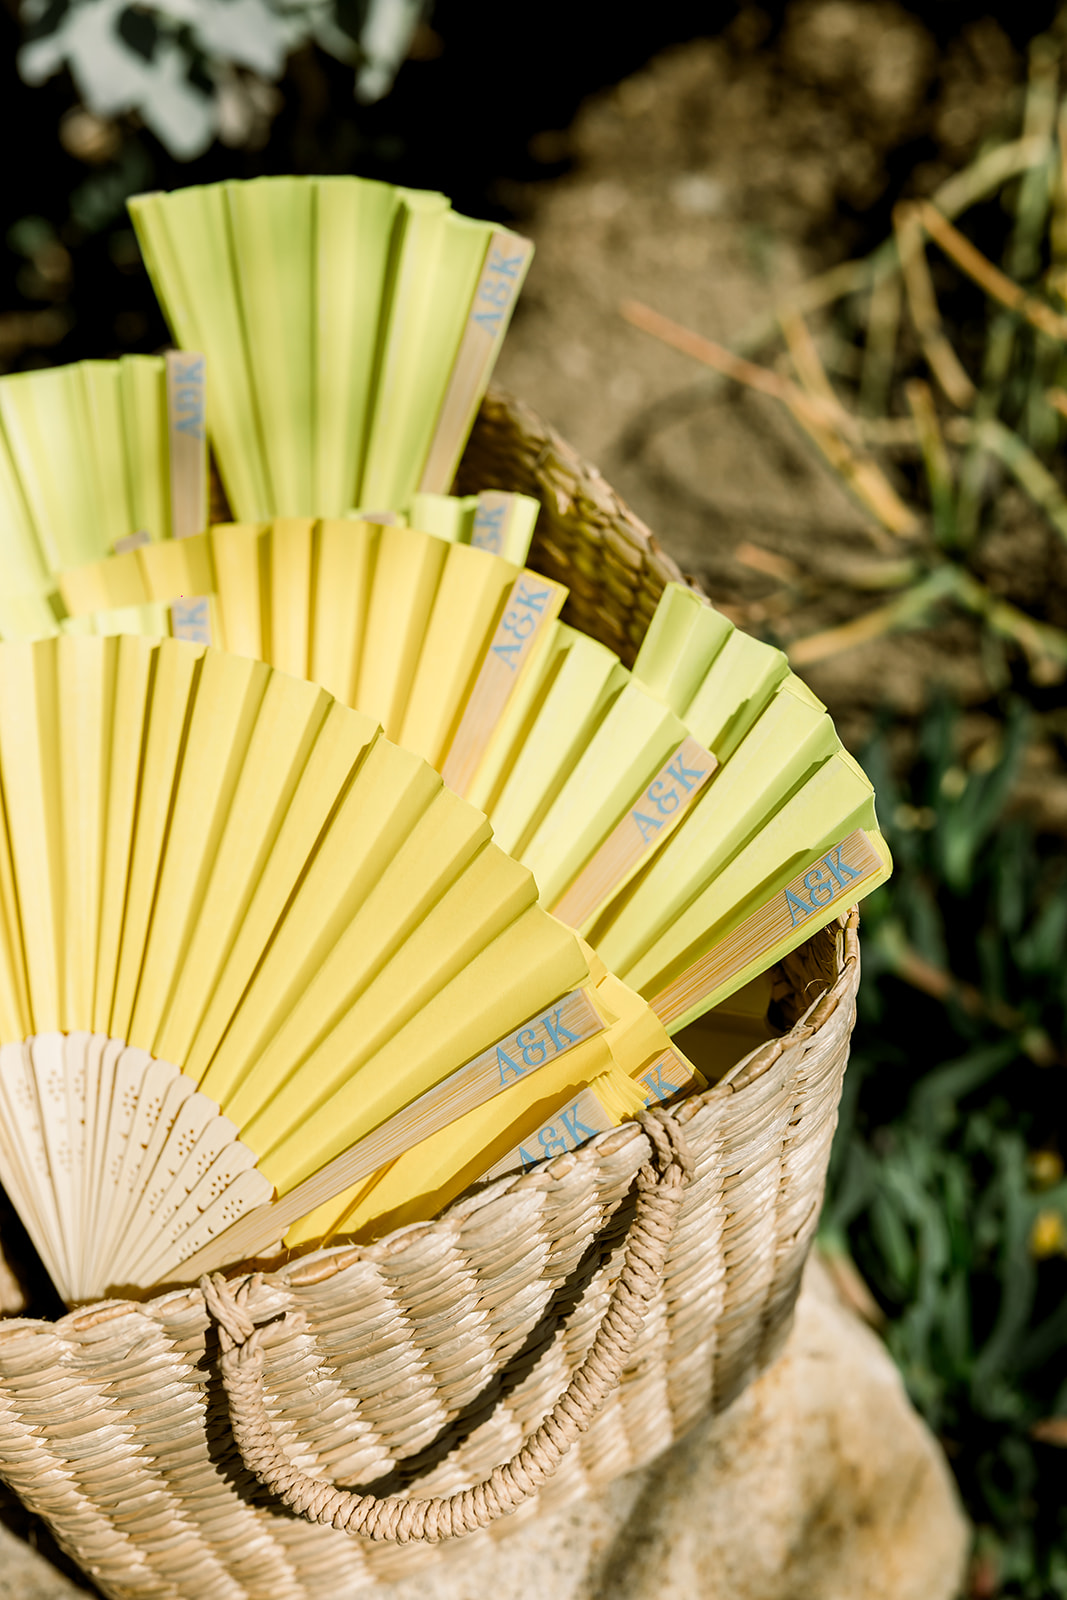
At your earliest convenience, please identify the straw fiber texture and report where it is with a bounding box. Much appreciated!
[0,392,861,1598]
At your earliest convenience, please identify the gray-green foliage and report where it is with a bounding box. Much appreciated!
[18,0,428,159]
[823,702,1067,1596]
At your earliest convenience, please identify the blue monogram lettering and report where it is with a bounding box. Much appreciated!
[491,639,523,670]
[488,249,524,278]
[647,779,680,817]
[560,1104,597,1143]
[823,845,861,888]
[803,865,834,906]
[537,1123,569,1158]
[472,502,506,553]
[543,1008,579,1051]
[633,809,664,844]
[640,1062,680,1103]
[172,599,211,645]
[478,278,512,309]
[665,753,705,791]
[496,1045,525,1084]
[516,1027,546,1068]
[784,887,813,926]
[514,582,549,612]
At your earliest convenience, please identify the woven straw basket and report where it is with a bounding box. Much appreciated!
[0,390,861,1598]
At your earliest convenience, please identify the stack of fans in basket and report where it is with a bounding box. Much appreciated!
[0,175,891,1308]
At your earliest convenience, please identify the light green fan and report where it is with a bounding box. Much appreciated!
[0,353,204,639]
[128,176,533,522]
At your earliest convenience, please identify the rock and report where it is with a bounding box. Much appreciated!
[0,1519,93,1597]
[0,1254,968,1599]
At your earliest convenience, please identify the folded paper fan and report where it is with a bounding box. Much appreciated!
[0,632,629,1302]
[293,945,706,1251]
[52,529,891,1033]
[128,177,532,521]
[0,353,205,640]
[57,510,554,766]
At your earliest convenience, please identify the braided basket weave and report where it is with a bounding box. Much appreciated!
[0,390,861,1598]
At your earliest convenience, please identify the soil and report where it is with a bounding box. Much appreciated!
[492,2,1067,820]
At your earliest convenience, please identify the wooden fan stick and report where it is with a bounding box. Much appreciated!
[551,737,717,930]
[469,491,539,561]
[484,1083,617,1179]
[164,350,214,644]
[483,1046,699,1181]
[165,351,207,541]
[178,985,603,1278]
[442,571,567,796]
[418,231,534,495]
[651,828,887,1030]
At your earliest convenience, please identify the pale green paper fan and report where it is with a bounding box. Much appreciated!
[128,176,533,521]
[0,355,198,640]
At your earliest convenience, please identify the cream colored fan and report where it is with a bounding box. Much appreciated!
[128,176,532,520]
[0,633,621,1303]
[0,352,205,640]
[53,527,891,1033]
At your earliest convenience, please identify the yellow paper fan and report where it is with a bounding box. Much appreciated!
[53,529,891,1033]
[0,633,614,1302]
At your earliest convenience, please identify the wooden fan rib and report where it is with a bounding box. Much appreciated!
[631,760,879,1001]
[80,1036,123,1294]
[28,1033,80,1297]
[652,829,888,1029]
[417,227,534,496]
[0,1041,67,1295]
[103,1066,195,1285]
[118,1097,241,1277]
[100,1056,184,1276]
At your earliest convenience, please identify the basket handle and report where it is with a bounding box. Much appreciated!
[203,1108,693,1544]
